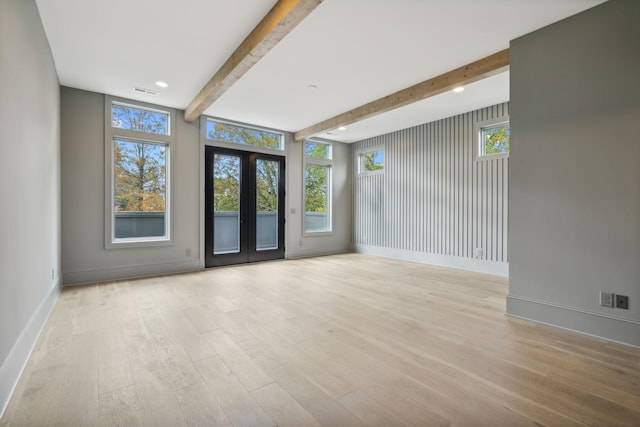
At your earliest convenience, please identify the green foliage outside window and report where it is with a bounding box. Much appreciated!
[207,120,282,150]
[112,103,168,135]
[305,164,329,213]
[213,154,240,212]
[114,140,166,213]
[482,124,510,155]
[112,104,169,213]
[256,160,278,213]
[210,122,282,213]
[360,150,384,173]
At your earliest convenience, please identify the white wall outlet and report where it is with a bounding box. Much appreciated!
[186,248,191,257]
[290,208,296,214]
[599,291,614,307]
[475,248,484,259]
[51,268,54,280]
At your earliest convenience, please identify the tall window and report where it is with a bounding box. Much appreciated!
[304,140,332,233]
[105,98,175,247]
[206,119,283,151]
[477,119,510,159]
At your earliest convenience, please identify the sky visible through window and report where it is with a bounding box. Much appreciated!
[360,150,384,172]
[482,123,510,155]
[112,103,169,135]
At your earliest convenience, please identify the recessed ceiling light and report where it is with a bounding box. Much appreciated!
[155,81,168,88]
[338,126,347,131]
[453,86,465,93]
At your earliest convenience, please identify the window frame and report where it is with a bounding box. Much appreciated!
[104,96,176,249]
[475,116,510,161]
[303,139,333,236]
[304,140,332,160]
[204,117,284,152]
[357,147,385,175]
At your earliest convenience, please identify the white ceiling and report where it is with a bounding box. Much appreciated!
[36,0,606,143]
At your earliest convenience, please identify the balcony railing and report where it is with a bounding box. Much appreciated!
[114,211,329,247]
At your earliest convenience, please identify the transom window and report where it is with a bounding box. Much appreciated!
[112,102,169,135]
[304,140,332,160]
[105,97,175,248]
[206,119,283,151]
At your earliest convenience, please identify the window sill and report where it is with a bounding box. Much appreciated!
[106,237,173,250]
[303,230,334,237]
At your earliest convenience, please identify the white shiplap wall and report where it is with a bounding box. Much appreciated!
[353,103,509,276]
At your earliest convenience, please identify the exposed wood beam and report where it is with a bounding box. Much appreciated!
[184,0,323,122]
[293,49,510,141]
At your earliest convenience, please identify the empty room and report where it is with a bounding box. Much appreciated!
[1,0,639,426]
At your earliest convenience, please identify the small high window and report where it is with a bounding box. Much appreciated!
[358,149,384,174]
[478,120,510,159]
[206,119,283,151]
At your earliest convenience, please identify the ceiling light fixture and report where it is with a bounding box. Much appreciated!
[155,81,168,88]
[453,86,465,93]
[338,126,346,131]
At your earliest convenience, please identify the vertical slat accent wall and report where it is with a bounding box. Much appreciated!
[353,103,509,270]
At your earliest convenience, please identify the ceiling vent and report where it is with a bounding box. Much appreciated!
[132,86,158,96]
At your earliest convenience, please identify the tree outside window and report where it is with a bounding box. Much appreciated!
[480,123,510,156]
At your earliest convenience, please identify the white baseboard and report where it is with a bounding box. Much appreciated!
[0,275,61,419]
[63,259,201,286]
[507,294,640,348]
[354,244,509,277]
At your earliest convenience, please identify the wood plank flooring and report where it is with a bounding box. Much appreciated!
[2,254,639,426]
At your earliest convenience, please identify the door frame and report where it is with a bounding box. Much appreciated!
[204,146,285,267]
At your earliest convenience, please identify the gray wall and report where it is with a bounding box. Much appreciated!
[285,137,353,258]
[353,103,509,276]
[508,0,640,346]
[62,88,352,284]
[61,88,201,284]
[0,0,61,415]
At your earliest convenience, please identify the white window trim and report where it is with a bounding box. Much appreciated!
[303,139,333,236]
[357,146,385,175]
[475,116,510,161]
[202,116,284,152]
[104,95,176,249]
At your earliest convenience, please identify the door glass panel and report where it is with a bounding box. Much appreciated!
[213,154,241,254]
[256,159,279,251]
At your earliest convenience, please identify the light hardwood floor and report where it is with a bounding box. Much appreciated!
[2,254,639,426]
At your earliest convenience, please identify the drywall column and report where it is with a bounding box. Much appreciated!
[508,0,640,346]
[0,0,61,416]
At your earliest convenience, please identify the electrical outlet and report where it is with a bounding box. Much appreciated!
[599,292,614,307]
[615,294,629,310]
[186,248,191,257]
[475,248,484,259]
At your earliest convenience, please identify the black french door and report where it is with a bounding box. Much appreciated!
[205,146,285,267]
